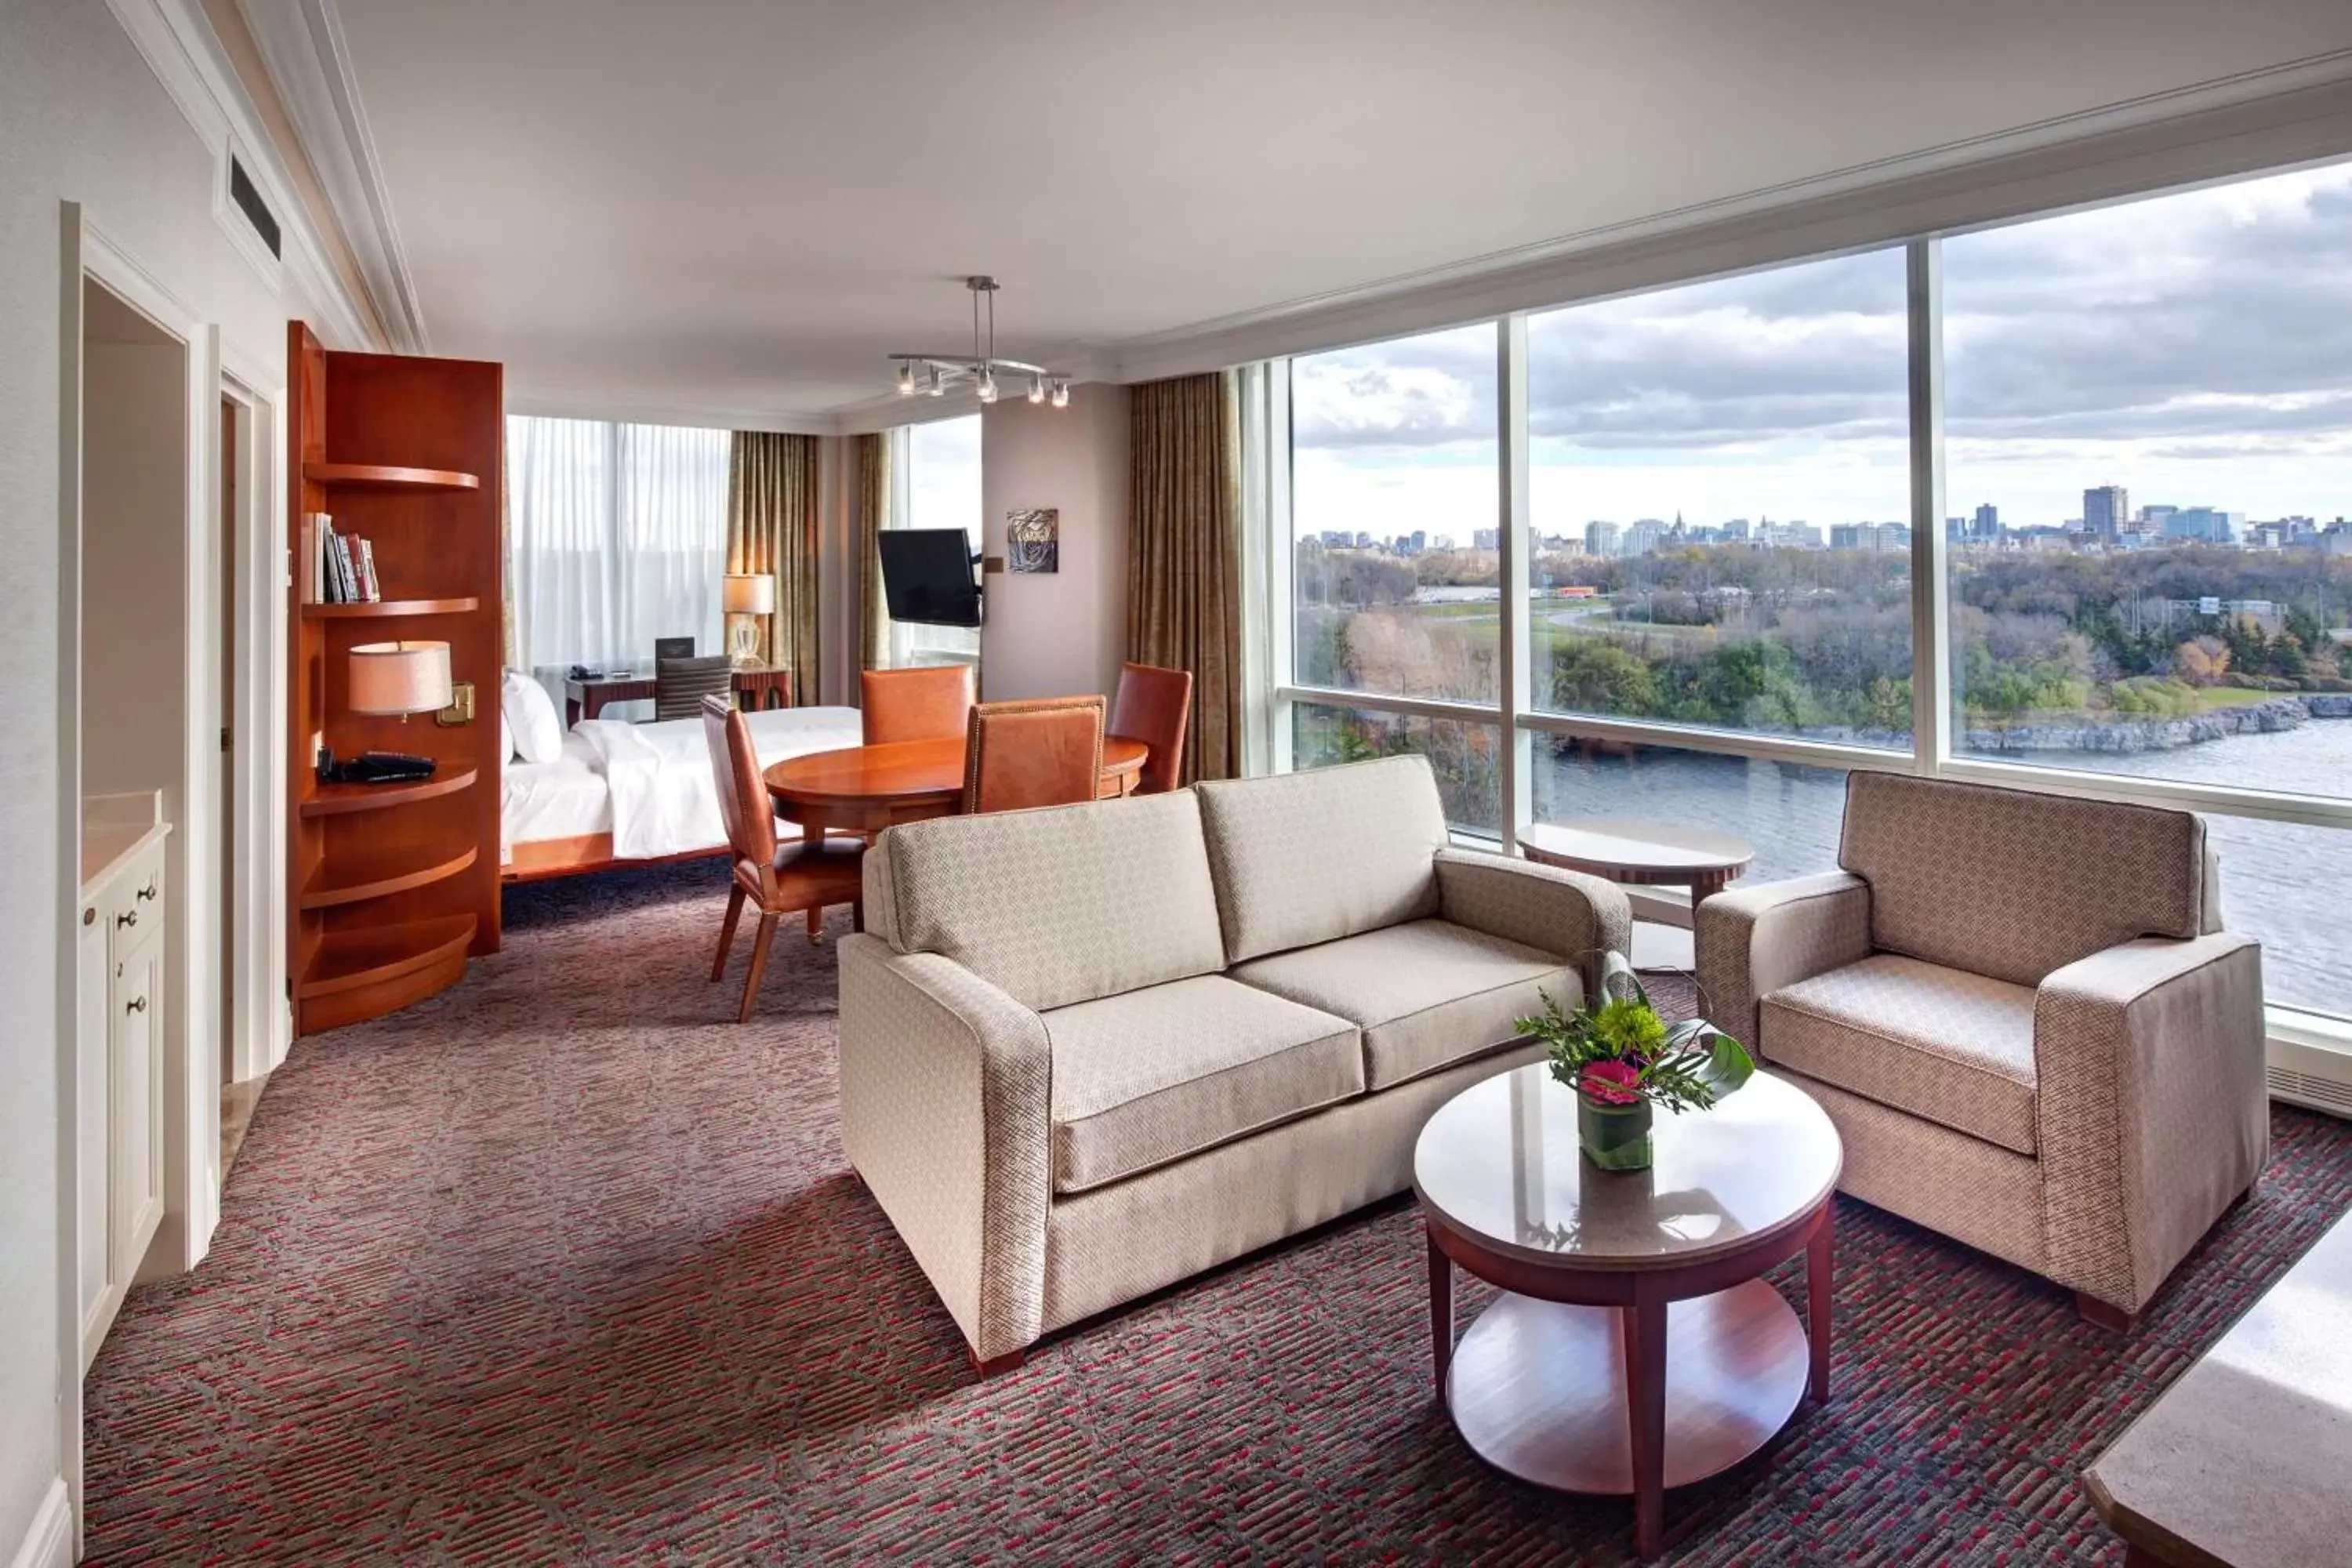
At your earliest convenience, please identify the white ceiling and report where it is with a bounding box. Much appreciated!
[318,0,2352,425]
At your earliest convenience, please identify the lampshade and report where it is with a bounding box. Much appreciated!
[348,640,453,716]
[724,573,776,615]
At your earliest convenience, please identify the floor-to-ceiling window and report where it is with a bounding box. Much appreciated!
[1254,152,2352,1025]
[882,413,983,669]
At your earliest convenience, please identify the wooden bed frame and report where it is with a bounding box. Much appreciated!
[500,833,728,884]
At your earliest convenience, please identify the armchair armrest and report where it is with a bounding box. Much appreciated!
[1436,847,1631,1003]
[2035,933,2267,1312]
[837,932,1052,1362]
[1693,871,1874,1049]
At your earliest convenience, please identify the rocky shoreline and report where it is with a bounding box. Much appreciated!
[1773,695,2352,755]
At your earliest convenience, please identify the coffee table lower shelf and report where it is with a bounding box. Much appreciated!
[1446,1283,1810,1494]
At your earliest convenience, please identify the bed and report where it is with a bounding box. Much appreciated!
[501,705,866,880]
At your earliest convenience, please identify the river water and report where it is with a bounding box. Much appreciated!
[1534,720,2352,1014]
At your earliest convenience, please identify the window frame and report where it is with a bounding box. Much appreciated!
[1246,185,2352,1036]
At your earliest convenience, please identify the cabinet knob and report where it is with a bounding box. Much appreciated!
[115,909,138,930]
[136,880,158,902]
[125,995,147,1014]
[83,907,96,927]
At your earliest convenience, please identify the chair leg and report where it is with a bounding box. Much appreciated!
[971,1346,1026,1377]
[2076,1291,2139,1334]
[710,884,746,981]
[807,905,825,945]
[852,898,865,935]
[739,913,779,1023]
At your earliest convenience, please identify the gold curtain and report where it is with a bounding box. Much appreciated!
[726,431,821,702]
[1127,372,1243,782]
[852,431,891,673]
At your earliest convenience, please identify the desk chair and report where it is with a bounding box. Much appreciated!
[862,665,975,744]
[657,654,733,720]
[702,695,864,1021]
[1109,662,1193,794]
[962,695,1105,815]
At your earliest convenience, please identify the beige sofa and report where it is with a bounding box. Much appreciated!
[837,755,1629,1369]
[1696,771,2267,1328]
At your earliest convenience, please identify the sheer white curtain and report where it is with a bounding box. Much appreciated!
[884,415,984,670]
[507,416,731,692]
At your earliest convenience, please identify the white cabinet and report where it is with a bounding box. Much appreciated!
[78,828,167,1372]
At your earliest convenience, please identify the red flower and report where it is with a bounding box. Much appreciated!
[1581,1058,1643,1106]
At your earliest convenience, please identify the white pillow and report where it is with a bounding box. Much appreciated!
[501,670,563,764]
[501,713,514,764]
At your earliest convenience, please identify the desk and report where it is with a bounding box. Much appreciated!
[766,735,1148,837]
[564,663,793,724]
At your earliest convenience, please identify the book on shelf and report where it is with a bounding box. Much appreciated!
[338,535,361,603]
[358,537,382,602]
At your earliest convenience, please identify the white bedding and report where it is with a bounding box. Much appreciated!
[501,705,864,863]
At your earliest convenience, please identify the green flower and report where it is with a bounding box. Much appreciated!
[1592,996,1668,1062]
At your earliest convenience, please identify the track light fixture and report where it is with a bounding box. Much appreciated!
[887,278,1072,409]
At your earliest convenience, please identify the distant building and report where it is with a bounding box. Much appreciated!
[1409,529,1428,554]
[1624,518,1666,556]
[1584,520,1621,557]
[1971,503,2000,540]
[2085,485,2130,542]
[1875,521,1911,552]
[1472,528,1499,550]
[1719,518,1751,543]
[1830,523,1867,550]
[2165,506,2242,545]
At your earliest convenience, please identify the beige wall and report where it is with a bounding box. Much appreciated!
[978,386,1130,702]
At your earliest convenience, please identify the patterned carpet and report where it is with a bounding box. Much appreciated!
[84,861,2352,1566]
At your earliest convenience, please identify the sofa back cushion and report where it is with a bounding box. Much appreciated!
[1195,755,1446,964]
[865,790,1226,1012]
[1838,771,2210,988]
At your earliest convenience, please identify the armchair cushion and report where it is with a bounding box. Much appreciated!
[1231,918,1573,1090]
[1196,756,1446,964]
[1694,869,1875,1052]
[1044,976,1363,1195]
[1761,954,2040,1156]
[1838,771,2211,988]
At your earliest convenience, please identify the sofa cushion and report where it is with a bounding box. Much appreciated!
[1230,918,1573,1091]
[1838,771,2209,989]
[865,790,1226,1012]
[1760,953,2039,1156]
[1043,975,1363,1195]
[1195,755,1448,964]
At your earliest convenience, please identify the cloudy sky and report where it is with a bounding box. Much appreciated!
[1291,158,2352,544]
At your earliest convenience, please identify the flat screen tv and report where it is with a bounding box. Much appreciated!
[877,528,982,628]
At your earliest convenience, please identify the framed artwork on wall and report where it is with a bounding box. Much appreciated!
[1007,508,1059,573]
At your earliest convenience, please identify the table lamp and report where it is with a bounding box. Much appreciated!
[323,641,454,783]
[724,573,775,666]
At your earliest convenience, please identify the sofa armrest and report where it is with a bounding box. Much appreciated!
[1436,847,1632,1002]
[2035,933,2267,1312]
[1693,871,1874,1051]
[837,932,1053,1362]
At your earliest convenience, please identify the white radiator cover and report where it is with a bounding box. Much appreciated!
[2268,1035,2352,1120]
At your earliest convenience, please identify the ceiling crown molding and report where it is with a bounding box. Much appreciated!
[1107,45,2352,385]
[97,0,378,354]
[238,0,430,354]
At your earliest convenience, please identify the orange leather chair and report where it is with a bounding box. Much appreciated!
[702,695,865,1022]
[861,666,975,745]
[962,696,1105,815]
[1109,662,1194,795]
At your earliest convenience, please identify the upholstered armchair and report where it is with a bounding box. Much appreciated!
[1696,771,2266,1329]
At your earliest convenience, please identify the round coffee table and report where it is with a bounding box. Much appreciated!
[1414,1065,1839,1562]
[1518,818,1755,902]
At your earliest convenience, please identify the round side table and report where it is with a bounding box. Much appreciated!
[1517,818,1755,903]
[1415,1066,1840,1562]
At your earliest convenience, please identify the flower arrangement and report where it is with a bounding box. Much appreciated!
[1515,953,1755,1170]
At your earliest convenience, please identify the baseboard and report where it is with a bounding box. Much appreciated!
[6,1478,72,1568]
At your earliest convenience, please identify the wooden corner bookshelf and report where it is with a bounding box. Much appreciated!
[287,322,503,1036]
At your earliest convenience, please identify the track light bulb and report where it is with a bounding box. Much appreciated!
[1051,379,1070,408]
[1028,375,1046,405]
[896,361,916,396]
[976,368,998,405]
[926,366,945,397]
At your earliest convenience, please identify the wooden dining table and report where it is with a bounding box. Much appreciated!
[765,734,1149,837]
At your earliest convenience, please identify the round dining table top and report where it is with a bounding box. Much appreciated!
[765,734,1149,827]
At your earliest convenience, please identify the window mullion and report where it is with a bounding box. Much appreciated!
[1498,315,1532,851]
[1907,239,1949,776]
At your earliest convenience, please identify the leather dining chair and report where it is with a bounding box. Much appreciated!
[861,666,975,744]
[962,695,1105,815]
[1109,662,1193,795]
[701,695,865,1022]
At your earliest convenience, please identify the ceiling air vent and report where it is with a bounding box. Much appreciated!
[227,155,281,260]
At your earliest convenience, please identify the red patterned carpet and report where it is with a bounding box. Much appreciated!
[84,861,2352,1565]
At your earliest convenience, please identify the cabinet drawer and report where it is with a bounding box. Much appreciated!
[105,840,165,963]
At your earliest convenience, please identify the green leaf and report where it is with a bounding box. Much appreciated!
[1693,1027,1755,1102]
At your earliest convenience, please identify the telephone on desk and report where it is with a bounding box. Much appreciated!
[318,748,437,785]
